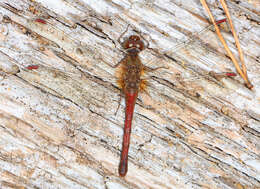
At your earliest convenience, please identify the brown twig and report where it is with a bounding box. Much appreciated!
[199,0,253,89]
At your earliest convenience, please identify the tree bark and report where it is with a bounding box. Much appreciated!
[0,0,259,188]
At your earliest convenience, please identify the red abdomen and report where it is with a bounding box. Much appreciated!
[119,91,138,177]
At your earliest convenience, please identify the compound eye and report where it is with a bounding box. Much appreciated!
[136,41,144,50]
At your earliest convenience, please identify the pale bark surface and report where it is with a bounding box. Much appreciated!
[0,0,259,188]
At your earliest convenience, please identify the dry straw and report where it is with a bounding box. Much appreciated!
[200,0,253,89]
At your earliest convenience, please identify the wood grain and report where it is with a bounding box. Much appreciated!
[0,0,259,188]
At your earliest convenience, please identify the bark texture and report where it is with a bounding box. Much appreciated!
[0,0,260,188]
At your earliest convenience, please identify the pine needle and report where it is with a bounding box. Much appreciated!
[200,0,253,89]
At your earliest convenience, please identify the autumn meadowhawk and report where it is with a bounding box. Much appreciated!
[0,16,236,177]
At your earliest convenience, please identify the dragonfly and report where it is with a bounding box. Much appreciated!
[112,19,237,177]
[111,25,170,176]
[1,16,236,177]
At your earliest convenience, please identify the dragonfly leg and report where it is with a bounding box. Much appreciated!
[112,57,127,68]
[114,91,123,116]
[139,33,150,49]
[104,56,127,68]
[117,24,130,44]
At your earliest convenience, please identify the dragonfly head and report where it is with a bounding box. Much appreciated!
[123,35,144,54]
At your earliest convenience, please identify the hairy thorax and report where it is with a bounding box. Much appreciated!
[123,54,143,94]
